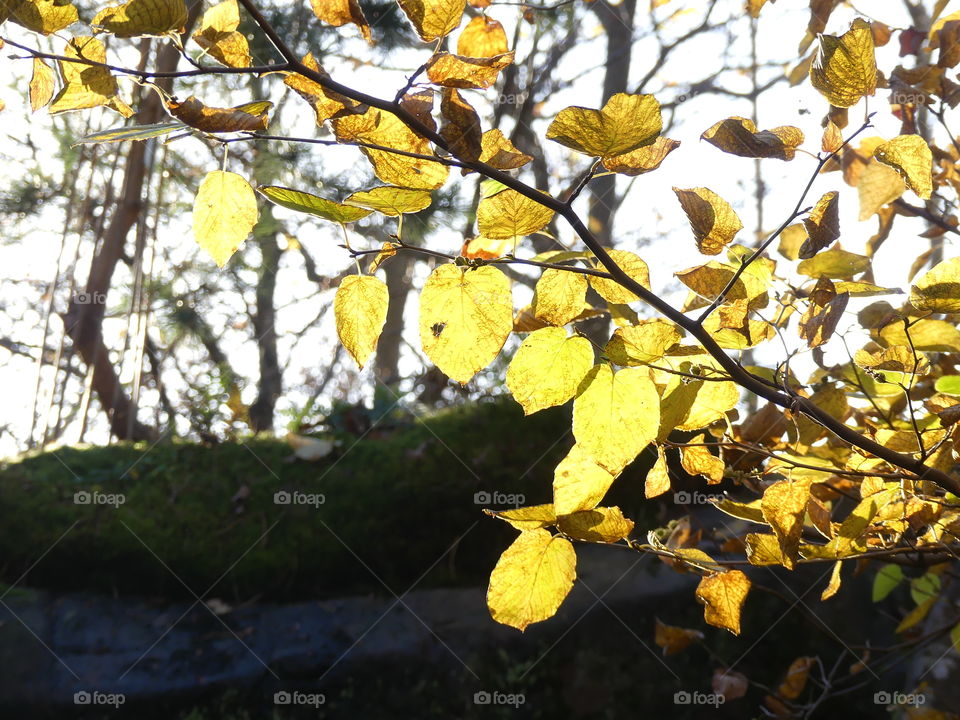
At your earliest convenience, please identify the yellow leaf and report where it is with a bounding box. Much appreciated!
[798,292,847,348]
[344,186,432,216]
[654,618,704,655]
[645,445,671,498]
[713,497,765,524]
[48,37,133,117]
[476,188,554,239]
[487,528,576,631]
[546,93,662,159]
[799,191,840,259]
[5,0,78,35]
[854,344,929,378]
[603,136,680,176]
[761,478,813,569]
[821,561,842,601]
[857,160,905,220]
[810,18,877,108]
[397,0,465,42]
[745,533,786,566]
[696,570,751,635]
[558,506,634,542]
[419,264,513,383]
[874,135,933,200]
[553,443,616,515]
[486,504,556,530]
[797,247,868,278]
[310,0,371,44]
[457,15,508,56]
[572,364,660,474]
[531,269,587,326]
[746,0,771,18]
[92,0,187,36]
[673,187,743,255]
[258,186,371,223]
[588,249,650,304]
[605,320,682,366]
[895,596,936,634]
[193,170,259,267]
[477,129,532,170]
[192,0,251,68]
[29,57,55,112]
[334,275,389,368]
[426,51,513,89]
[680,435,725,484]
[368,241,398,273]
[879,318,960,352]
[439,87,482,160]
[505,327,594,415]
[701,116,803,160]
[911,257,960,313]
[284,53,364,126]
[675,261,764,308]
[167,96,269,133]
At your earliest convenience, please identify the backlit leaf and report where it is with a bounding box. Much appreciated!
[547,93,662,159]
[477,188,554,239]
[810,18,877,108]
[334,275,389,368]
[5,0,78,34]
[654,618,704,655]
[92,0,187,36]
[477,129,532,170]
[857,160,905,220]
[553,443,616,515]
[419,264,513,383]
[532,269,587,326]
[192,0,251,68]
[486,504,557,531]
[29,57,55,112]
[696,570,751,635]
[284,53,364,126]
[588,249,650,304]
[573,364,660,474]
[799,191,840,259]
[558,506,634,542]
[49,37,133,117]
[911,257,960,313]
[603,137,680,176]
[702,116,803,160]
[680,436,725,484]
[487,528,576,631]
[397,0,465,42]
[506,327,594,415]
[439,87,482,160]
[797,247,868,278]
[674,187,743,255]
[605,320,682,366]
[645,445,671,499]
[761,478,813,569]
[310,0,371,43]
[258,186,371,223]
[167,96,269,133]
[426,51,513,90]
[344,186,432,216]
[193,170,259,267]
[76,122,184,144]
[874,134,933,199]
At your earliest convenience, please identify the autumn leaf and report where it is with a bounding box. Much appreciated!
[344,186,432,216]
[654,618,704,655]
[29,57,55,112]
[573,364,660,474]
[397,0,465,42]
[674,187,743,255]
[505,327,594,415]
[557,506,634,542]
[604,320,682,365]
[457,15,508,57]
[603,137,680,176]
[799,191,840,259]
[696,570,751,635]
[761,478,814,569]
[588,249,650,304]
[167,96,269,133]
[486,504,556,531]
[810,18,877,108]
[680,435,725,484]
[419,264,513,383]
[426,52,514,90]
[284,53,364,126]
[645,445,671,498]
[192,0,251,68]
[702,116,803,160]
[440,87,483,160]
[911,257,960,313]
[334,275,389,368]
[92,0,188,37]
[874,134,933,199]
[477,188,554,239]
[5,0,79,35]
[857,160,905,220]
[193,171,259,267]
[531,269,587,326]
[49,37,133,117]
[310,0,371,44]
[487,528,576,631]
[553,443,616,516]
[477,129,532,170]
[258,186,371,223]
[547,93,662,159]
[798,247,868,278]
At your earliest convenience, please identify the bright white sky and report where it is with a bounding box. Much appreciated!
[0,0,956,457]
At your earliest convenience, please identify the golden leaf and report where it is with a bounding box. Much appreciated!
[167,96,269,133]
[345,186,432,216]
[798,247,868,278]
[419,264,513,383]
[310,0,371,43]
[680,435,725,484]
[92,0,187,37]
[487,528,576,631]
[604,320,682,365]
[284,53,364,126]
[572,364,660,474]
[645,445,671,499]
[557,506,634,542]
[798,191,840,259]
[48,37,133,117]
[603,137,680,176]
[874,134,933,200]
[486,504,556,531]
[397,0,465,42]
[476,188,554,239]
[29,57,55,112]
[439,87,482,160]
[505,327,594,415]
[761,478,814,569]
[532,269,587,326]
[702,116,803,160]
[588,249,650,304]
[911,256,960,313]
[553,443,616,516]
[857,160,905,220]
[5,0,78,35]
[193,171,259,267]
[334,275,389,368]
[674,187,744,255]
[192,0,251,68]
[546,93,662,159]
[810,18,877,108]
[654,617,704,656]
[427,51,514,90]
[696,570,751,635]
[477,129,532,170]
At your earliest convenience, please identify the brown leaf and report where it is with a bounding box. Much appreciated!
[440,87,482,161]
[603,137,680,176]
[426,51,514,89]
[310,0,371,43]
[167,96,268,132]
[799,191,840,259]
[798,291,848,348]
[702,116,804,160]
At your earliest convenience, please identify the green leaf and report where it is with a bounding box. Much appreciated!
[76,122,185,144]
[872,564,903,602]
[258,186,372,223]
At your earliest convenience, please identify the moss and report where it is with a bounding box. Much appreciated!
[0,399,659,602]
